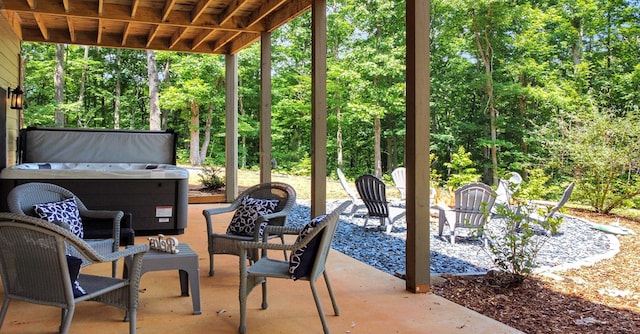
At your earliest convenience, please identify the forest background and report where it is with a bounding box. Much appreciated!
[19,0,640,214]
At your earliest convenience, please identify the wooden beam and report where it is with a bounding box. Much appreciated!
[67,16,76,42]
[161,0,179,22]
[218,0,246,26]
[62,0,70,12]
[98,0,104,16]
[131,0,141,18]
[97,18,103,43]
[33,13,48,40]
[191,0,215,24]
[26,0,35,9]
[310,0,327,218]
[211,31,241,53]
[2,0,255,33]
[191,29,215,50]
[146,24,159,47]
[169,27,187,49]
[225,55,239,202]
[405,0,432,293]
[259,32,273,183]
[244,0,288,29]
[122,22,131,46]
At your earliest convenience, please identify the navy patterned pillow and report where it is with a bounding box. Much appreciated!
[288,214,328,280]
[226,197,280,237]
[66,255,87,298]
[34,198,84,239]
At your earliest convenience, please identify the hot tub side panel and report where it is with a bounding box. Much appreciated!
[0,178,188,235]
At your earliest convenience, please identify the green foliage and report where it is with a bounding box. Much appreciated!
[541,108,640,213]
[444,146,481,189]
[484,204,562,280]
[517,168,559,201]
[198,165,225,190]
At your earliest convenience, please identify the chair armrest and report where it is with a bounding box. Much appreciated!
[96,244,149,263]
[202,204,239,236]
[239,223,325,254]
[80,210,123,251]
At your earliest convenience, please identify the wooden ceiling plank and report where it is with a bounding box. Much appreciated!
[259,0,311,32]
[191,0,215,24]
[67,16,76,42]
[4,11,24,40]
[191,29,215,50]
[2,1,253,34]
[218,0,246,26]
[131,0,141,18]
[169,27,186,49]
[146,25,159,47]
[211,31,241,53]
[244,0,288,28]
[97,18,103,43]
[161,0,179,22]
[33,13,49,40]
[122,22,131,46]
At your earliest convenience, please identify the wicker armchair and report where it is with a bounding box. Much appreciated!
[0,213,148,334]
[237,201,351,334]
[7,182,130,277]
[202,182,296,276]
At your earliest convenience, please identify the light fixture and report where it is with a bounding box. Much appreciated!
[8,86,24,110]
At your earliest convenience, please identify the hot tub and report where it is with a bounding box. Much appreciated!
[0,128,189,235]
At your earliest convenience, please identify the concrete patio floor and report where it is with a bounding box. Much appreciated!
[0,203,522,334]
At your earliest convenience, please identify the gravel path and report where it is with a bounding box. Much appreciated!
[285,200,618,276]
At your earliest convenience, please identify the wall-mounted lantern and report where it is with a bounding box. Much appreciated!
[8,86,24,110]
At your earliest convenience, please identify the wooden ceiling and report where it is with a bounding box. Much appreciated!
[0,0,312,54]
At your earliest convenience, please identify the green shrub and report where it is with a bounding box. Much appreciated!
[199,165,225,190]
[482,203,562,284]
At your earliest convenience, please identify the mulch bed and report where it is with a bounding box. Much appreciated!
[433,208,640,333]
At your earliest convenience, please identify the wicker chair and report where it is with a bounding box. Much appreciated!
[7,182,130,277]
[0,213,148,334]
[237,201,351,334]
[355,174,406,233]
[201,182,296,276]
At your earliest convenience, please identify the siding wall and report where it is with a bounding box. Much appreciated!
[0,15,21,167]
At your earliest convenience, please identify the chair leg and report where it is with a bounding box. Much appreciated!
[208,252,215,276]
[323,271,339,316]
[0,298,10,328]
[261,279,269,310]
[310,280,330,334]
[129,307,137,334]
[112,260,118,278]
[59,306,75,334]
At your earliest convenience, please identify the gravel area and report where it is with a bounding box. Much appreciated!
[285,200,617,276]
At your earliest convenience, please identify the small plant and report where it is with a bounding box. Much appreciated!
[199,165,225,190]
[482,203,562,286]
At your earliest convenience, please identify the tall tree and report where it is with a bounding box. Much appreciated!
[147,50,161,130]
[54,44,65,127]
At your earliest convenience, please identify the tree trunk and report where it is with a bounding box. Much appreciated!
[199,103,213,163]
[77,46,89,127]
[472,8,498,185]
[189,99,201,165]
[337,104,343,168]
[147,50,161,130]
[114,48,121,129]
[54,44,65,127]
[374,116,382,178]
